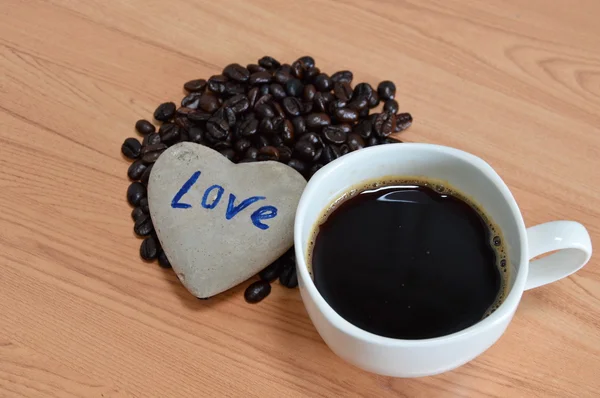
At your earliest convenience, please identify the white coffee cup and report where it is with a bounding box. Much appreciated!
[294,143,592,377]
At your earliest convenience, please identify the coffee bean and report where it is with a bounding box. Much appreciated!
[287,158,307,174]
[272,102,286,119]
[280,119,295,144]
[278,145,292,163]
[175,105,194,117]
[339,124,352,134]
[246,86,259,108]
[219,148,236,161]
[233,138,251,155]
[198,93,220,113]
[134,214,154,237]
[373,111,396,138]
[367,136,381,146]
[297,55,315,69]
[255,103,275,119]
[359,108,370,119]
[259,84,270,96]
[259,260,283,282]
[353,119,373,139]
[334,82,353,102]
[309,163,324,178]
[383,99,399,114]
[183,79,207,94]
[305,113,331,129]
[128,159,147,180]
[249,71,272,85]
[312,92,328,112]
[135,119,156,135]
[142,132,159,146]
[245,147,259,160]
[127,182,146,206]
[222,94,249,114]
[270,135,284,147]
[285,78,303,97]
[140,236,159,260]
[258,56,280,70]
[153,102,176,122]
[131,207,145,222]
[294,140,316,162]
[274,67,292,85]
[354,83,374,101]
[140,163,154,185]
[240,118,259,137]
[340,143,350,155]
[395,112,413,132]
[157,250,172,268]
[282,97,302,116]
[314,74,332,92]
[347,94,369,111]
[269,83,287,100]
[313,147,323,163]
[377,80,396,100]
[320,144,342,164]
[238,157,256,163]
[208,74,228,94]
[368,91,380,108]
[159,123,181,144]
[291,60,305,79]
[322,125,348,144]
[331,70,353,84]
[328,99,347,114]
[180,93,201,109]
[254,93,272,110]
[244,280,271,303]
[258,117,275,136]
[299,132,324,148]
[139,197,149,214]
[122,137,142,159]
[141,143,167,163]
[383,137,402,144]
[188,126,205,144]
[279,265,298,288]
[254,134,270,149]
[247,64,267,74]
[302,84,317,102]
[304,66,321,81]
[206,118,230,141]
[187,110,212,124]
[257,146,280,161]
[291,116,306,136]
[223,63,250,82]
[346,133,365,151]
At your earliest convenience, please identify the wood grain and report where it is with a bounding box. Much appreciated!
[1,0,600,396]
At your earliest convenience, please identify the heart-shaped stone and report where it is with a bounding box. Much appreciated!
[148,142,306,298]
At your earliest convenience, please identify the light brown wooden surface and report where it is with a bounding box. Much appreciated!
[1,0,599,396]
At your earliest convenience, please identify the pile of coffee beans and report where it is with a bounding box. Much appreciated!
[121,56,413,303]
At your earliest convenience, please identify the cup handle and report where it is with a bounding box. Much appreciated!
[525,221,592,291]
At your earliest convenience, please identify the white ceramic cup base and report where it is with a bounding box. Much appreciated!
[294,144,592,377]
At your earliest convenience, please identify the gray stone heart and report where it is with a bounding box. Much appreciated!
[148,142,306,298]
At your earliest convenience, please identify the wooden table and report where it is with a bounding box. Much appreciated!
[1,0,599,396]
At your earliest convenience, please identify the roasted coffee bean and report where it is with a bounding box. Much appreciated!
[159,123,181,144]
[270,135,284,147]
[247,86,259,108]
[285,78,303,97]
[291,60,305,79]
[333,107,358,123]
[186,126,203,144]
[282,97,302,116]
[157,250,172,268]
[338,124,352,134]
[313,147,323,163]
[312,92,328,112]
[187,110,212,124]
[140,236,159,261]
[304,66,321,81]
[245,147,259,160]
[320,144,342,164]
[291,116,306,136]
[141,143,167,163]
[153,102,176,122]
[258,56,280,70]
[272,102,285,119]
[301,101,313,114]
[274,67,292,85]
[221,94,249,114]
[181,93,202,109]
[377,80,396,100]
[208,74,228,94]
[224,82,245,97]
[183,79,207,93]
[127,182,146,206]
[244,280,271,303]
[175,106,195,117]
[353,119,373,139]
[395,112,413,132]
[198,93,220,113]
[257,146,280,161]
[233,138,251,154]
[278,145,292,163]
[259,260,283,282]
[219,148,236,161]
[135,119,156,135]
[258,117,275,136]
[309,163,324,178]
[140,163,154,185]
[322,125,348,144]
[254,93,272,110]
[142,132,161,146]
[279,265,298,288]
[354,83,374,101]
[368,91,380,108]
[347,94,369,111]
[139,197,149,214]
[269,83,287,100]
[346,133,366,151]
[328,99,347,114]
[128,159,147,180]
[134,214,154,237]
[238,157,256,163]
[299,132,324,148]
[303,84,317,102]
[297,55,315,69]
[294,140,316,162]
[247,64,267,74]
[240,118,259,137]
[249,71,272,85]
[287,158,307,174]
[367,136,381,146]
[223,63,250,82]
[305,113,331,129]
[206,118,230,140]
[334,82,353,102]
[131,207,145,222]
[373,111,396,137]
[215,106,237,126]
[254,134,270,149]
[383,137,402,144]
[280,119,295,144]
[122,137,142,159]
[359,108,370,119]
[331,70,353,84]
[259,84,270,96]
[383,99,399,114]
[255,103,275,119]
[314,73,332,92]
[340,143,350,155]
[271,115,284,132]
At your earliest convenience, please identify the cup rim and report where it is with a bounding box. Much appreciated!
[294,143,529,346]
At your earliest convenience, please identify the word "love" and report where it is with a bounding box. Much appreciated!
[170,171,278,230]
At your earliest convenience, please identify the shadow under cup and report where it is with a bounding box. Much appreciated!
[294,143,530,377]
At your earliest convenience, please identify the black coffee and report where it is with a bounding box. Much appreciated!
[309,179,508,339]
